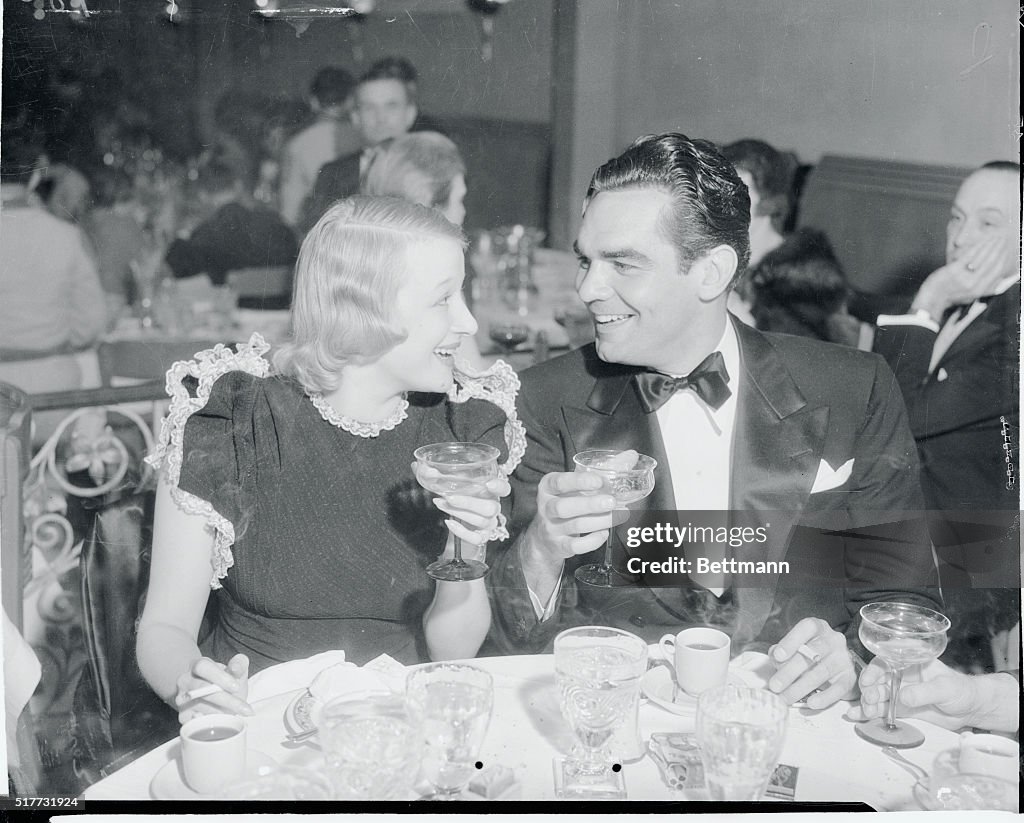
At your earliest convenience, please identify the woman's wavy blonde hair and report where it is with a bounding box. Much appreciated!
[273,195,466,393]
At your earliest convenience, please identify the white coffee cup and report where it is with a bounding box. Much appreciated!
[958,732,1019,783]
[658,627,731,697]
[180,713,248,795]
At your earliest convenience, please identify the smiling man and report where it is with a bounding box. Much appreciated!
[486,133,940,709]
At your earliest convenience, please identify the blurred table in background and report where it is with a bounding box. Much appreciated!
[469,234,591,370]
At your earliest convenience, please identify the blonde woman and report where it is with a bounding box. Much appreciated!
[137,196,523,721]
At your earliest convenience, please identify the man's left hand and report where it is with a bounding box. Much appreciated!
[767,617,857,709]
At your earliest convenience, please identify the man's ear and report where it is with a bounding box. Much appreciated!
[693,244,739,300]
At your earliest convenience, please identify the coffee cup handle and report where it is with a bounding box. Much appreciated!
[658,634,676,661]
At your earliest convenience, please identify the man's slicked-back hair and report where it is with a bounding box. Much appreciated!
[273,195,465,394]
[586,133,751,277]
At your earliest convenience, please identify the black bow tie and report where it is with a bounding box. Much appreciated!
[635,351,732,413]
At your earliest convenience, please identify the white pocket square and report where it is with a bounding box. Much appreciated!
[810,458,854,493]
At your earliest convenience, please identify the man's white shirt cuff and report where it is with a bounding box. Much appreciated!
[527,566,564,621]
[876,310,940,333]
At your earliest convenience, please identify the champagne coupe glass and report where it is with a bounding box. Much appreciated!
[488,322,531,355]
[696,684,788,800]
[856,601,951,748]
[413,442,500,582]
[319,693,417,800]
[572,449,657,587]
[406,663,493,800]
[553,626,648,799]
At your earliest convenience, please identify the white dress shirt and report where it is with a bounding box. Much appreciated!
[656,321,740,596]
[529,321,741,618]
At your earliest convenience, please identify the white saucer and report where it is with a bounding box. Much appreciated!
[641,665,760,716]
[150,750,277,800]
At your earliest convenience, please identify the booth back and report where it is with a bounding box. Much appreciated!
[435,115,551,233]
[798,155,971,321]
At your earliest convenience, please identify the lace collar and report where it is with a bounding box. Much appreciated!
[306,391,409,438]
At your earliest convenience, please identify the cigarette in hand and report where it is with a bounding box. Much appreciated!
[182,682,225,702]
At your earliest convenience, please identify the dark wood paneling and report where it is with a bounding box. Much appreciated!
[436,115,552,234]
[799,155,971,320]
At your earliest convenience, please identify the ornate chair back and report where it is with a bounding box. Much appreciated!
[0,381,32,630]
[97,339,225,387]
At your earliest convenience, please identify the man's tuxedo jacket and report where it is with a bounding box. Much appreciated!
[487,320,939,654]
[873,283,1020,514]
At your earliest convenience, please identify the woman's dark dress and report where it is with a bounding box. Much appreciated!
[173,370,505,672]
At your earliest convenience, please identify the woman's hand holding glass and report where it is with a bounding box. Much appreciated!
[174,652,253,724]
[413,463,509,553]
[413,442,508,580]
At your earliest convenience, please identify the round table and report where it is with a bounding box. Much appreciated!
[83,649,967,807]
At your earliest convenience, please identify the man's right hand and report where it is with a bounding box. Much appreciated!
[519,471,616,602]
[911,235,1010,322]
[520,453,639,602]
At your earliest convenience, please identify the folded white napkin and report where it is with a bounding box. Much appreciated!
[246,650,348,703]
[246,651,409,704]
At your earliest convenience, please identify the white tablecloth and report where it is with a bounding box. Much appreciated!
[84,650,964,807]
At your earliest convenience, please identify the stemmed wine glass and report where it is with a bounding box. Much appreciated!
[856,601,951,748]
[572,449,657,587]
[553,626,648,799]
[488,322,531,356]
[406,663,494,800]
[413,441,500,582]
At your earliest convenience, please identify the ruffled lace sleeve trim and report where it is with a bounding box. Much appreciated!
[145,333,271,589]
[448,357,524,544]
[449,357,526,478]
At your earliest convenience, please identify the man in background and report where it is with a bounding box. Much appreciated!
[166,161,298,298]
[278,66,360,228]
[0,135,107,397]
[301,57,419,231]
[873,161,1020,671]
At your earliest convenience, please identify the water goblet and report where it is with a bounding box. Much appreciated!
[319,692,417,800]
[406,663,494,801]
[856,601,950,748]
[572,449,657,587]
[553,626,648,799]
[413,441,500,582]
[488,322,531,356]
[696,684,788,801]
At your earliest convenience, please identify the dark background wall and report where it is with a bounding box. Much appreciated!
[3,0,1018,244]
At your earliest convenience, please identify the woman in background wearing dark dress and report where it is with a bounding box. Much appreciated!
[137,196,523,721]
